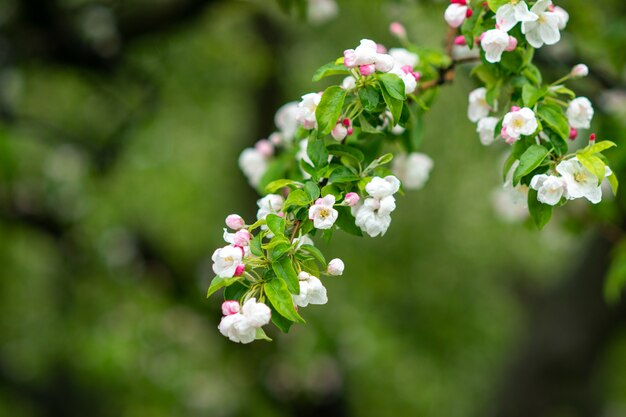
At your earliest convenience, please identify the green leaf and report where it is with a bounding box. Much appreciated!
[312,61,350,82]
[207,276,240,298]
[270,304,294,333]
[329,165,360,183]
[487,0,510,12]
[522,84,547,107]
[264,278,305,323]
[272,256,300,294]
[316,86,347,136]
[605,240,626,305]
[523,64,543,86]
[265,179,301,193]
[266,213,285,236]
[588,140,617,154]
[358,114,383,134]
[527,189,553,229]
[268,243,291,261]
[327,144,365,164]
[376,73,406,100]
[299,244,327,267]
[224,281,247,302]
[551,85,576,99]
[250,233,263,257]
[358,85,381,112]
[303,181,321,200]
[334,206,362,236]
[379,80,404,125]
[471,64,498,85]
[543,128,568,157]
[255,327,272,342]
[513,145,549,185]
[537,103,569,141]
[307,135,329,169]
[486,79,502,108]
[608,172,619,195]
[283,189,310,211]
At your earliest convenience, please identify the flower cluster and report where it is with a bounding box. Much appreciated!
[209,4,618,343]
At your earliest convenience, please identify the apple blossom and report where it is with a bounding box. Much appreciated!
[360,64,376,76]
[556,158,603,203]
[521,0,560,49]
[293,234,314,249]
[255,139,273,157]
[257,194,284,221]
[238,147,268,188]
[307,0,339,24]
[502,107,538,141]
[551,5,569,30]
[374,53,395,72]
[353,196,395,237]
[341,76,356,90]
[309,195,339,229]
[365,175,401,199]
[570,64,589,78]
[495,0,537,32]
[297,92,322,129]
[274,101,300,141]
[481,29,511,63]
[327,258,345,276]
[389,22,407,39]
[344,192,360,207]
[392,153,434,190]
[343,39,378,67]
[212,245,244,278]
[444,3,469,28]
[566,97,594,129]
[331,122,348,141]
[476,117,499,146]
[389,48,419,68]
[225,214,245,230]
[467,87,491,122]
[218,298,271,344]
[530,174,567,206]
[293,272,328,307]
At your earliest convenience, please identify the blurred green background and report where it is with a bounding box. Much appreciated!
[1,0,626,416]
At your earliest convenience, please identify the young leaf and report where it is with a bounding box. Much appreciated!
[272,256,300,294]
[358,85,381,113]
[487,0,510,12]
[537,103,569,141]
[329,165,360,184]
[207,276,240,298]
[576,153,606,183]
[312,61,350,82]
[379,80,404,125]
[265,179,302,193]
[316,86,347,136]
[307,135,329,169]
[268,243,291,261]
[327,144,365,163]
[527,189,553,229]
[513,144,549,185]
[250,233,263,257]
[376,73,406,101]
[255,327,272,342]
[266,213,285,236]
[303,180,321,200]
[299,244,327,267]
[264,278,305,323]
[270,304,294,333]
[283,189,311,212]
[608,172,619,195]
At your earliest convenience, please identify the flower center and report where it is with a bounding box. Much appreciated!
[318,208,330,218]
[574,172,587,183]
[512,118,524,129]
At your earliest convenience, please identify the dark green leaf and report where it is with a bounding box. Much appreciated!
[358,85,380,112]
[527,189,553,229]
[513,144,549,185]
[537,103,569,141]
[334,206,363,236]
[268,243,291,261]
[329,165,360,183]
[376,73,406,100]
[264,278,305,323]
[272,256,299,294]
[224,281,248,302]
[307,135,329,169]
[316,86,347,136]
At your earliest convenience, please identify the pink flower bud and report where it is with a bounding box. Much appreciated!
[268,132,283,146]
[233,229,251,247]
[401,65,414,75]
[376,43,387,54]
[501,126,516,144]
[342,118,352,127]
[359,64,376,76]
[570,64,589,78]
[411,71,422,81]
[389,22,406,38]
[344,49,357,67]
[344,192,360,206]
[222,300,240,316]
[225,214,245,230]
[466,8,473,18]
[569,127,578,140]
[331,123,348,141]
[505,36,517,52]
[454,35,467,46]
[510,106,521,112]
[255,139,274,157]
[589,133,596,142]
[347,127,354,135]
[450,0,467,4]
[234,264,245,277]
[548,4,555,11]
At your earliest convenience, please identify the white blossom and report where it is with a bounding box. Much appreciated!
[476,117,499,146]
[343,39,378,67]
[238,147,268,188]
[257,194,284,221]
[293,272,328,307]
[274,101,300,141]
[468,87,491,122]
[211,245,244,278]
[495,1,537,32]
[218,298,271,344]
[307,0,339,24]
[556,158,604,203]
[327,258,345,276]
[566,97,594,129]
[297,92,322,130]
[374,53,395,73]
[353,196,395,237]
[530,174,566,205]
[481,29,511,63]
[502,107,538,141]
[365,175,401,199]
[444,3,469,28]
[388,48,419,68]
[341,76,356,90]
[392,153,434,190]
[308,194,339,229]
[552,5,569,30]
[521,0,560,49]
